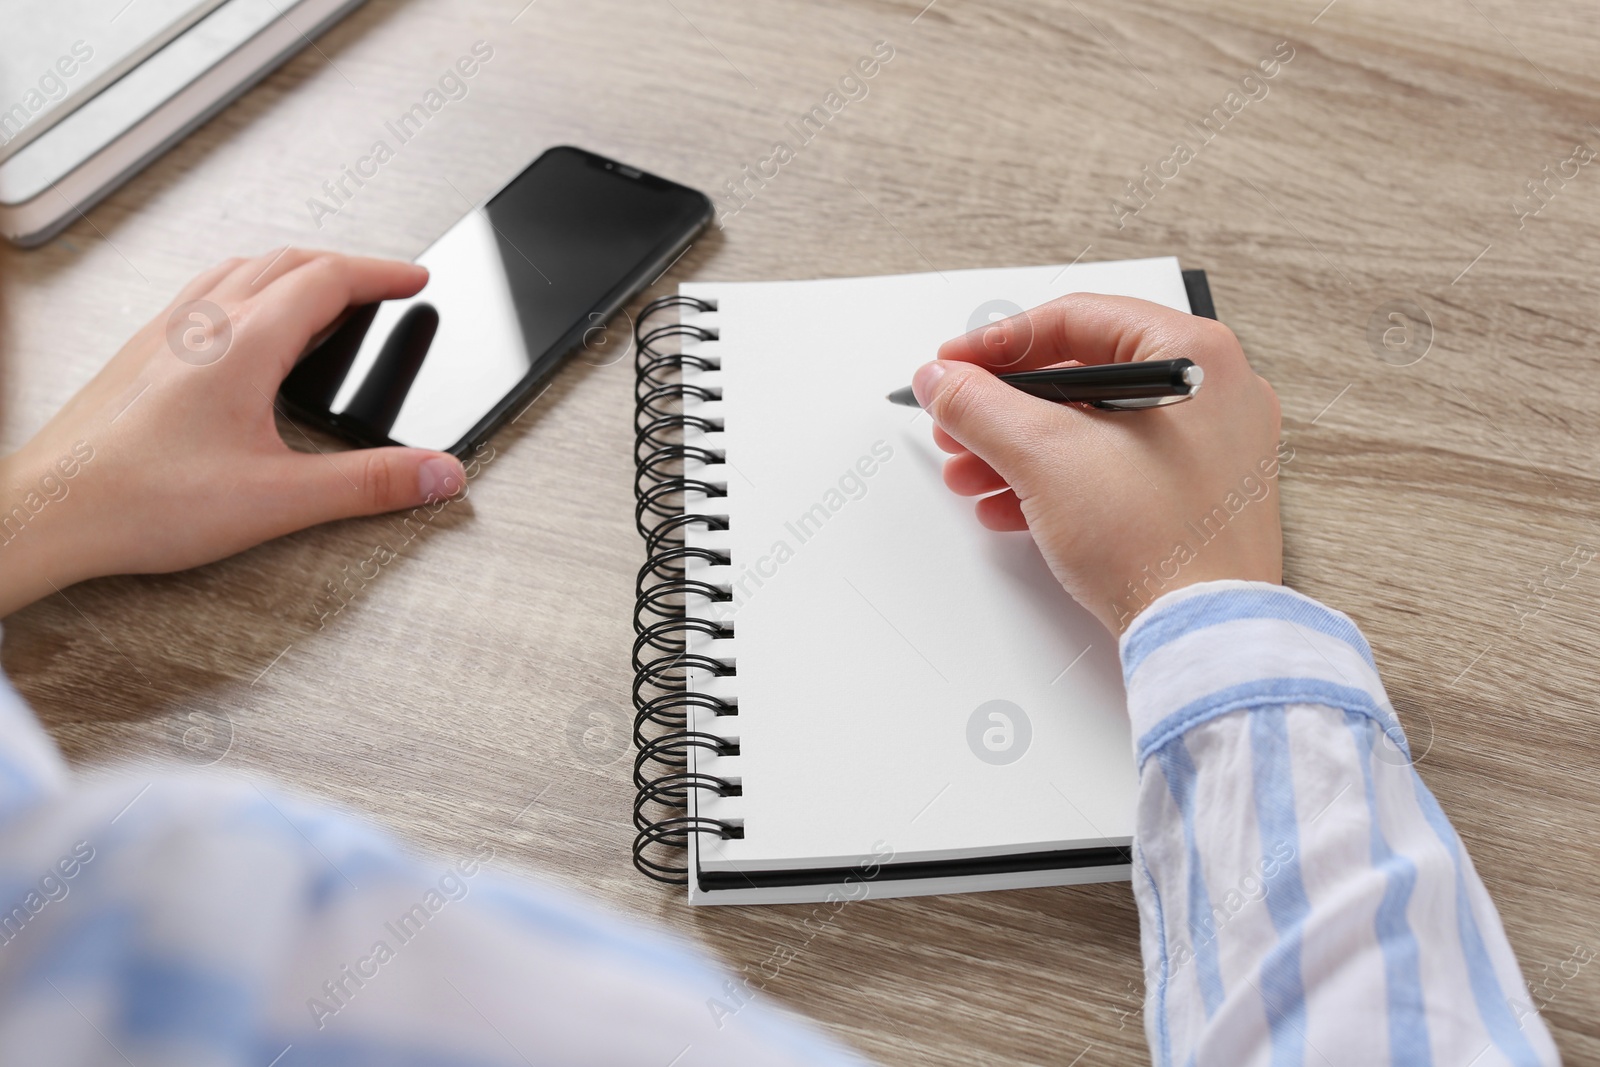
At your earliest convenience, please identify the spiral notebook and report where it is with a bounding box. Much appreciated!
[632,256,1213,904]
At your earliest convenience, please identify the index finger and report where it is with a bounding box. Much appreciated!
[935,293,1203,372]
[241,253,429,378]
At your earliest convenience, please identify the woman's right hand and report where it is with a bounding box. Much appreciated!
[913,294,1286,634]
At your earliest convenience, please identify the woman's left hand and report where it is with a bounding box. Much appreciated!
[0,249,465,616]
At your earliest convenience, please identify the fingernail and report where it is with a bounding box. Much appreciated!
[912,361,947,407]
[418,455,465,502]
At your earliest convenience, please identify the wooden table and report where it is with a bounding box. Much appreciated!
[5,0,1599,1062]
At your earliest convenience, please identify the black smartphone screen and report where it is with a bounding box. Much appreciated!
[280,146,711,454]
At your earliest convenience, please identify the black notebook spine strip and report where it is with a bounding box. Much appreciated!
[1182,269,1217,321]
[631,294,745,885]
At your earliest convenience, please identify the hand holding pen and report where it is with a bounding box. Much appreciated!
[909,293,1284,634]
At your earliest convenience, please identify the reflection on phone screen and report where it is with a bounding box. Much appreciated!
[282,147,709,452]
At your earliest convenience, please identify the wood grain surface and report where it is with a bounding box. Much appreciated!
[4,0,1600,1062]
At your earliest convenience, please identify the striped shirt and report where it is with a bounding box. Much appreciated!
[0,629,866,1067]
[1123,581,1560,1066]
[0,578,1560,1065]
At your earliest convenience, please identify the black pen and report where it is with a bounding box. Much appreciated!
[887,358,1203,411]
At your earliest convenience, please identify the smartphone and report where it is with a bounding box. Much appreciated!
[279,145,713,456]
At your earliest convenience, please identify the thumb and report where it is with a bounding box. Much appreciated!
[914,360,1072,491]
[287,447,466,527]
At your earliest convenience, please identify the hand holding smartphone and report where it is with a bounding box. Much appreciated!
[280,146,713,456]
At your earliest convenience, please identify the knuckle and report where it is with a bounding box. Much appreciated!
[1258,374,1280,410]
[1198,316,1240,351]
[1181,318,1247,379]
[361,452,397,510]
[214,299,247,333]
[261,247,327,281]
[1051,292,1104,318]
[1259,375,1283,429]
[277,247,316,271]
[932,369,980,427]
[302,253,344,284]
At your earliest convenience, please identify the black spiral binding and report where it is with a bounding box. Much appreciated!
[632,294,745,884]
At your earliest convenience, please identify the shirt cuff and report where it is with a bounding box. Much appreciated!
[1117,580,1401,769]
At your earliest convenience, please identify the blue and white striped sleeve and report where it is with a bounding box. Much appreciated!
[1119,580,1561,1067]
[0,662,68,824]
[0,629,869,1067]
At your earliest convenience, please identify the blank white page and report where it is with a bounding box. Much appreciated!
[677,258,1190,873]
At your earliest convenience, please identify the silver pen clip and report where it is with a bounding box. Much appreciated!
[1093,365,1204,411]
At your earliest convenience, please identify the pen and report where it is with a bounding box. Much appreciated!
[886,358,1204,411]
